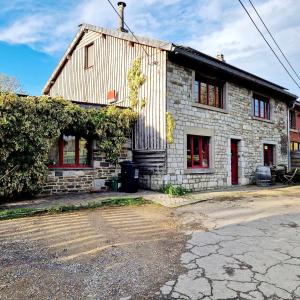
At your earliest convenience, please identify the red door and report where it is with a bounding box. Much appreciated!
[231,140,238,185]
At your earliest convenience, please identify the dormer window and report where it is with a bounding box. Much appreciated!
[194,75,224,109]
[85,43,94,69]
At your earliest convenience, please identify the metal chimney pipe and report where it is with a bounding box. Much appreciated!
[117,2,128,32]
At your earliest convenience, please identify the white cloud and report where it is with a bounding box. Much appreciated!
[0,0,300,94]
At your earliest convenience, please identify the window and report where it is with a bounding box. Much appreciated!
[48,135,91,168]
[290,111,296,129]
[194,75,223,109]
[85,43,94,69]
[290,142,300,151]
[263,144,274,166]
[253,94,270,119]
[187,135,210,168]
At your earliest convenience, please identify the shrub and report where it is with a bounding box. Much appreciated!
[160,183,189,196]
[0,93,137,200]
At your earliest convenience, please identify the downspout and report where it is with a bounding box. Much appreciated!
[288,100,296,171]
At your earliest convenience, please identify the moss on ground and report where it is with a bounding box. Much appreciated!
[0,197,146,221]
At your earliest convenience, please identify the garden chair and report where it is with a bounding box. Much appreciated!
[283,168,298,185]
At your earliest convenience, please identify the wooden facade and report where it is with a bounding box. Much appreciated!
[45,25,170,152]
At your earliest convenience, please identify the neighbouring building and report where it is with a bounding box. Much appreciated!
[290,102,300,168]
[42,2,298,194]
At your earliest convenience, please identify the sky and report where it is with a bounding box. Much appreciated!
[0,0,300,96]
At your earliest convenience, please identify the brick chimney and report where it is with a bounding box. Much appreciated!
[117,2,128,33]
[216,53,225,62]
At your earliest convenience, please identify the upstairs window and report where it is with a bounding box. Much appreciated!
[48,135,92,168]
[291,142,300,151]
[253,94,270,120]
[263,144,274,166]
[290,110,296,129]
[85,43,94,69]
[187,135,210,169]
[194,75,224,109]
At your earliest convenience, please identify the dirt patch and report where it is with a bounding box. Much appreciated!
[0,204,186,299]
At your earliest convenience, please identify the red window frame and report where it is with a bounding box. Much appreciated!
[187,135,210,169]
[48,135,92,169]
[263,144,274,166]
[194,76,224,109]
[253,94,270,120]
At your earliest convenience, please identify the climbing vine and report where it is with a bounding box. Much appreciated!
[0,93,137,200]
[127,57,146,110]
[166,112,175,144]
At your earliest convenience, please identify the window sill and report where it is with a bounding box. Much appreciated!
[192,103,228,114]
[48,166,93,170]
[290,128,299,133]
[184,168,214,174]
[251,116,274,124]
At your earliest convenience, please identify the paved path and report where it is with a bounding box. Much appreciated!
[160,187,300,300]
[0,184,288,211]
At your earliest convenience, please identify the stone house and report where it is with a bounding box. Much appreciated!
[42,3,297,194]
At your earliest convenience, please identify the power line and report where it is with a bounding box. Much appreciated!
[106,0,149,57]
[248,0,300,82]
[238,0,300,90]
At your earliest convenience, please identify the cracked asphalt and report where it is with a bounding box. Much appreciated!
[160,186,300,300]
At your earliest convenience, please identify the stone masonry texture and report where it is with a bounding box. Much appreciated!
[140,61,289,191]
[42,141,132,195]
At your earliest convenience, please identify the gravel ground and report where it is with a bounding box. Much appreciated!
[0,204,186,299]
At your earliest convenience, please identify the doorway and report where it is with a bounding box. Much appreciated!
[231,140,239,185]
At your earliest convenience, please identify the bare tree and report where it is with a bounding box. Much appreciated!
[0,73,25,93]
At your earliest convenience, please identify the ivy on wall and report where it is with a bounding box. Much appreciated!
[0,93,137,200]
[166,112,175,144]
[127,57,146,110]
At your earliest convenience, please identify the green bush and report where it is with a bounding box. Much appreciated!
[160,183,189,196]
[0,93,137,200]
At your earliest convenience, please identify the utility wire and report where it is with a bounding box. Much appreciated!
[248,0,300,82]
[238,0,300,90]
[106,0,149,57]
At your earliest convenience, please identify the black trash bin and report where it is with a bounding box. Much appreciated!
[120,161,139,193]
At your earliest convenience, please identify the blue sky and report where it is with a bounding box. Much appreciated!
[0,0,300,96]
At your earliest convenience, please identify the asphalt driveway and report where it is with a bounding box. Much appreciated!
[160,186,300,299]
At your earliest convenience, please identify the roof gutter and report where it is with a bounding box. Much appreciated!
[172,46,298,102]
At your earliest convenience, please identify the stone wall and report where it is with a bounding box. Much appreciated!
[140,61,289,191]
[42,140,132,195]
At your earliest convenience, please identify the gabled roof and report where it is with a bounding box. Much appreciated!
[42,24,173,94]
[43,23,298,102]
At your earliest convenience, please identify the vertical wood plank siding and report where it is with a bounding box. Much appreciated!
[49,31,167,150]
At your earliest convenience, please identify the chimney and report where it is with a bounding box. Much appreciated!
[216,53,225,62]
[117,2,128,33]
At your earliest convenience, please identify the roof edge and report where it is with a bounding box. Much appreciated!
[172,46,298,101]
[43,24,173,94]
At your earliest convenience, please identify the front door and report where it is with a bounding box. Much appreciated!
[231,140,238,185]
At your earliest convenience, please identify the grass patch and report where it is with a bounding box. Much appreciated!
[0,197,145,221]
[160,184,189,196]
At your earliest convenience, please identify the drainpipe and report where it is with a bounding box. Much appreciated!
[288,101,296,171]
